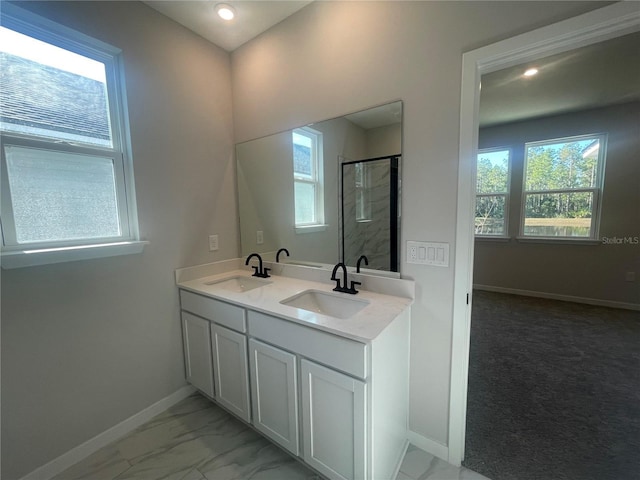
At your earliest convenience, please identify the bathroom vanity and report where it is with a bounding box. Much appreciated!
[176,259,413,480]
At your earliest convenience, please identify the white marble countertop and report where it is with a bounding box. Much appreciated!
[177,268,413,344]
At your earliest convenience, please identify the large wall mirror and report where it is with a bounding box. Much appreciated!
[236,101,402,274]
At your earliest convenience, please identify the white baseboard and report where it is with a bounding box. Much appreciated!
[20,385,196,480]
[407,430,449,463]
[473,284,640,311]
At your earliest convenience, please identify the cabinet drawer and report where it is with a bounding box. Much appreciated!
[180,290,246,333]
[248,311,367,379]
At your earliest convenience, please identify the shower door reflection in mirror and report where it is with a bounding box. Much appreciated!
[341,155,400,272]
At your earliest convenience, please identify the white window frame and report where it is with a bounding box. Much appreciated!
[292,126,325,231]
[475,147,511,238]
[519,133,607,242]
[355,162,372,222]
[0,5,144,268]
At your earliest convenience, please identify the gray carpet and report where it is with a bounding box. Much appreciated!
[462,290,640,480]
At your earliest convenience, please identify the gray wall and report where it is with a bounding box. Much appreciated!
[366,123,402,159]
[475,102,640,305]
[230,0,610,447]
[1,2,237,478]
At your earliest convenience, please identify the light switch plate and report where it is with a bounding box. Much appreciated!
[208,234,219,251]
[406,240,449,267]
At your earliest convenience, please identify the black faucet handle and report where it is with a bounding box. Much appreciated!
[251,266,260,277]
[262,267,271,278]
[349,281,361,294]
[332,277,343,291]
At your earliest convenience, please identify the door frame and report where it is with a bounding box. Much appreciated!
[449,2,640,466]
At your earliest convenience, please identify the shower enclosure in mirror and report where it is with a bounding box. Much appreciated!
[341,155,400,272]
[236,101,402,274]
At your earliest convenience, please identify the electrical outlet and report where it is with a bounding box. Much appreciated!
[208,234,219,251]
[257,230,264,245]
[407,241,418,262]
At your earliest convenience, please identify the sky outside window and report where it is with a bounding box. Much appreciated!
[0,26,105,81]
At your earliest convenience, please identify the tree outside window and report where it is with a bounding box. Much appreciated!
[475,149,510,236]
[522,135,606,238]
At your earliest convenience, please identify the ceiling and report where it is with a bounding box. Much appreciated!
[144,0,312,52]
[143,2,639,127]
[480,31,640,127]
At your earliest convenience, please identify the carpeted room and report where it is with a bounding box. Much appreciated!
[463,31,640,480]
[464,291,640,480]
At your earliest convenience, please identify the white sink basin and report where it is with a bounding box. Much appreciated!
[280,289,369,319]
[204,276,271,293]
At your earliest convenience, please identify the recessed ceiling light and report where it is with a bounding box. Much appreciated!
[215,4,235,21]
[523,68,539,77]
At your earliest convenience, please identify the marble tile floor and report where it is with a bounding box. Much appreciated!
[54,393,489,480]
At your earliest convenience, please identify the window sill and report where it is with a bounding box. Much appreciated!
[515,236,601,246]
[295,224,328,234]
[1,241,149,269]
[475,236,510,242]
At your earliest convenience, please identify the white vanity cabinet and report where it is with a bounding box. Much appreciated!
[301,359,366,480]
[211,324,250,422]
[246,309,410,480]
[181,312,214,398]
[248,339,299,455]
[178,279,411,480]
[179,290,250,422]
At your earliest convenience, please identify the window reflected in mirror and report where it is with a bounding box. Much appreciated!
[293,127,324,227]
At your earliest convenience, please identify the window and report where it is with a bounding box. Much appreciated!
[521,134,606,239]
[0,6,142,267]
[292,127,324,228]
[475,148,510,236]
[355,162,371,222]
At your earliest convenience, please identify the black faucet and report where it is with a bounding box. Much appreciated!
[276,248,290,263]
[331,262,361,294]
[356,255,369,273]
[245,253,270,278]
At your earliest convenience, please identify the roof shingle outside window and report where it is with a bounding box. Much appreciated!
[0,52,111,144]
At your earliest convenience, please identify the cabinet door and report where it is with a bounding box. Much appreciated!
[301,359,366,480]
[182,312,214,397]
[248,339,299,456]
[211,324,250,422]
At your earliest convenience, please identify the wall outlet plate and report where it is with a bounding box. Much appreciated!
[406,240,449,267]
[257,230,264,245]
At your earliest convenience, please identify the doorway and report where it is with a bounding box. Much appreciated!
[449,1,640,468]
